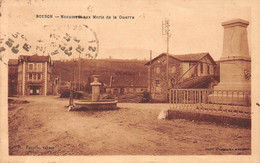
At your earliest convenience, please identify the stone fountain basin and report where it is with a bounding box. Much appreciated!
[74,99,118,110]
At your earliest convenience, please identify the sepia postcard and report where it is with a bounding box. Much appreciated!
[0,0,260,162]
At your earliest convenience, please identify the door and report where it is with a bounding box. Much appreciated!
[30,86,40,95]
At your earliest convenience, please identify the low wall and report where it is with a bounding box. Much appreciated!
[167,109,251,128]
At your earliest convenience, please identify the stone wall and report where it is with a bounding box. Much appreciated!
[149,55,182,102]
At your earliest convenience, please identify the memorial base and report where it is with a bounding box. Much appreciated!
[208,93,250,106]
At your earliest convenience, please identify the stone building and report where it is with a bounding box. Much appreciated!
[145,52,217,102]
[105,86,148,95]
[105,75,148,95]
[8,59,19,96]
[14,55,54,95]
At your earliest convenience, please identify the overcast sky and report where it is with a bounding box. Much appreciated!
[0,0,252,61]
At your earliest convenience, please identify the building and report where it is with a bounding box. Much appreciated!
[145,52,218,102]
[10,54,54,96]
[105,86,148,95]
[105,75,148,95]
[8,59,19,96]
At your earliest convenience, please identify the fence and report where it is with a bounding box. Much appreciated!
[169,89,251,117]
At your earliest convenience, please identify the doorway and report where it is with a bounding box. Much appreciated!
[30,86,40,95]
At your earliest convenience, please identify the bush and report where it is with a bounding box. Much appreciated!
[102,93,115,99]
[140,91,150,103]
[60,89,83,99]
[60,89,70,98]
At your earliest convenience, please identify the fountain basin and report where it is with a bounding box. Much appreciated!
[73,99,118,110]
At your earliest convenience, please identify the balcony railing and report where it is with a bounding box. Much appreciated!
[169,89,251,117]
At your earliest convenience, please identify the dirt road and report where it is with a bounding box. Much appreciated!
[8,96,251,155]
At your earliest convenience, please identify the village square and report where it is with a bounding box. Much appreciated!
[5,18,251,155]
[0,1,257,161]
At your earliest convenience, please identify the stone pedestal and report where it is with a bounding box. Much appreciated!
[90,75,102,102]
[209,19,251,105]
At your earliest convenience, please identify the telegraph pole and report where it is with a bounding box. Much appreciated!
[69,57,75,107]
[78,53,81,91]
[149,50,152,101]
[162,18,170,90]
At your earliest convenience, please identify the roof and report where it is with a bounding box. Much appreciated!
[19,55,50,62]
[174,75,215,89]
[99,74,147,88]
[145,52,216,65]
[173,53,209,61]
[110,75,147,87]
[8,59,18,65]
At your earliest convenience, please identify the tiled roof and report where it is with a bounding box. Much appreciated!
[96,74,147,88]
[8,59,18,65]
[172,53,209,61]
[145,52,215,65]
[110,75,147,87]
[19,55,50,62]
[174,75,214,89]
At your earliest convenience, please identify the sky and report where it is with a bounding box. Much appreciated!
[0,0,252,61]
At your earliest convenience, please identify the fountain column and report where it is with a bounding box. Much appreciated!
[90,75,102,102]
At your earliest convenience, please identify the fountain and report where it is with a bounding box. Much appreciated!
[68,75,118,111]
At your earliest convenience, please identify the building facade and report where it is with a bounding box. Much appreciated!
[145,53,217,102]
[8,59,18,96]
[105,86,148,95]
[16,55,53,96]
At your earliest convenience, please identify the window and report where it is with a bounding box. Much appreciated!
[155,67,160,74]
[37,74,41,80]
[171,78,175,88]
[28,63,33,71]
[28,73,32,80]
[36,63,42,72]
[207,65,210,74]
[33,74,37,80]
[171,78,175,84]
[200,63,203,74]
[155,80,160,87]
[171,66,176,73]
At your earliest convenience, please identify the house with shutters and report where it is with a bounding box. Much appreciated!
[10,54,54,96]
[145,52,218,102]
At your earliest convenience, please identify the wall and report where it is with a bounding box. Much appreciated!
[17,63,23,95]
[8,65,18,96]
[47,62,53,95]
[25,62,46,95]
[106,87,147,95]
[148,55,182,102]
[199,56,215,76]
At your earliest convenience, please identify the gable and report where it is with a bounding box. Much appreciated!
[200,54,216,65]
[145,53,181,65]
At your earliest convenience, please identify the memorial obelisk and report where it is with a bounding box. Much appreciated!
[214,19,251,91]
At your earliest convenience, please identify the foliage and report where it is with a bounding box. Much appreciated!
[140,91,150,103]
[60,89,83,99]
